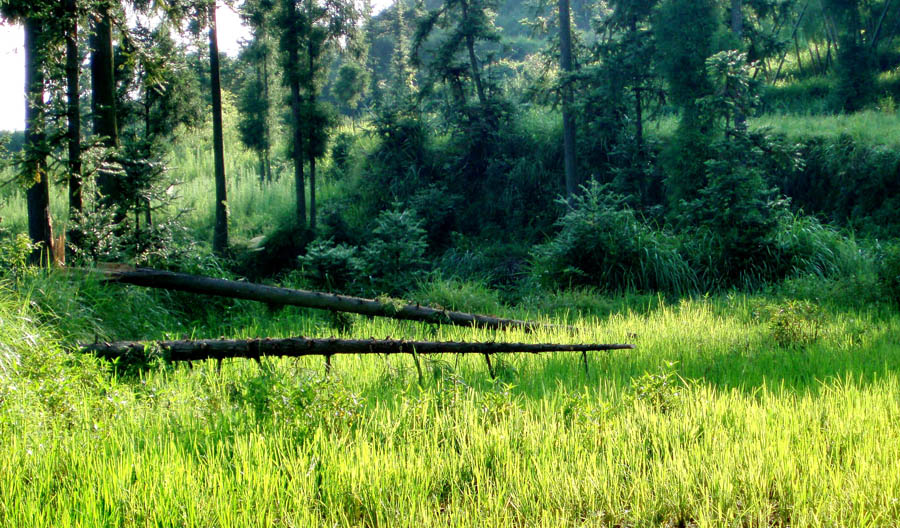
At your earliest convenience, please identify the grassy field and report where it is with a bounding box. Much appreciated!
[2,272,899,526]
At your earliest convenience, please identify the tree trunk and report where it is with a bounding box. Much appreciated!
[96,267,572,332]
[290,77,306,227]
[83,336,634,363]
[307,38,317,232]
[24,16,53,266]
[90,3,119,204]
[66,0,82,215]
[209,2,229,256]
[558,0,578,198]
[460,0,487,107]
[309,155,317,231]
[262,34,273,183]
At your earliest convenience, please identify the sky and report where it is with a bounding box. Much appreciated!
[0,1,388,132]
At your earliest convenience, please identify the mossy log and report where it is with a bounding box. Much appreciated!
[82,337,634,363]
[95,267,569,332]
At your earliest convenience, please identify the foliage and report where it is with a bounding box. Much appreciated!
[677,134,789,285]
[767,299,823,348]
[0,231,36,283]
[361,208,428,295]
[878,242,900,306]
[626,361,686,413]
[297,238,364,292]
[532,182,694,293]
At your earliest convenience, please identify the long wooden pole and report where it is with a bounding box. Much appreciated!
[95,268,569,332]
[82,337,635,363]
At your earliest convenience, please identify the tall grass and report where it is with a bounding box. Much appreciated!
[2,272,900,526]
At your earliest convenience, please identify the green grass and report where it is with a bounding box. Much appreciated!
[752,110,900,147]
[2,273,900,526]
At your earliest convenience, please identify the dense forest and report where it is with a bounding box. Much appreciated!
[2,0,900,525]
[2,0,900,296]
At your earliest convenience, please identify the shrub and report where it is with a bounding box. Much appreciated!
[361,208,428,295]
[768,300,823,349]
[0,231,36,283]
[878,242,900,306]
[298,239,364,292]
[626,361,686,413]
[532,181,695,294]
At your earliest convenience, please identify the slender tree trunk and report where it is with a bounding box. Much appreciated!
[460,0,487,107]
[307,36,317,232]
[90,3,119,206]
[262,40,273,182]
[558,0,578,198]
[285,1,306,228]
[24,17,54,266]
[291,75,306,227]
[66,0,82,215]
[309,156,316,231]
[209,2,229,255]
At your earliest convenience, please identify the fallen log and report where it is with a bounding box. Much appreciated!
[94,267,567,332]
[82,336,634,363]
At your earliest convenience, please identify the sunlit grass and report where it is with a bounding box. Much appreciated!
[2,274,900,526]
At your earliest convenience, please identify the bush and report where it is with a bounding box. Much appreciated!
[297,239,364,292]
[774,213,867,279]
[768,300,823,349]
[361,208,428,295]
[532,182,695,294]
[0,231,35,283]
[878,242,900,306]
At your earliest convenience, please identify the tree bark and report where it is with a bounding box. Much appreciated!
[558,0,578,198]
[24,16,53,266]
[96,268,572,332]
[82,336,634,362]
[209,2,229,256]
[90,3,119,204]
[66,0,83,215]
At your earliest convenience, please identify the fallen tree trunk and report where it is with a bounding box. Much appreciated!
[82,336,634,363]
[94,268,566,332]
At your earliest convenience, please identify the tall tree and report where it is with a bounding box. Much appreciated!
[91,0,121,206]
[24,14,54,265]
[207,1,229,255]
[1,2,55,265]
[558,0,577,198]
[655,0,720,208]
[238,0,276,183]
[278,0,307,227]
[277,0,358,230]
[65,0,83,214]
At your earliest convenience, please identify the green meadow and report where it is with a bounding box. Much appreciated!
[1,268,899,526]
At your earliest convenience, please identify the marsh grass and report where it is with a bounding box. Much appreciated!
[2,272,900,527]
